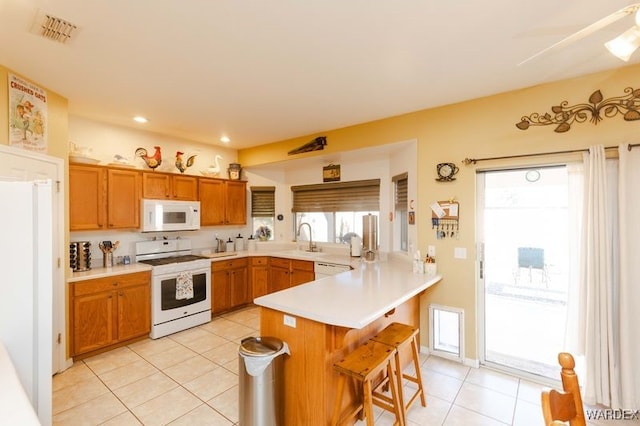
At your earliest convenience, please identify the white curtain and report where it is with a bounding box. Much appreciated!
[617,145,640,409]
[569,144,640,409]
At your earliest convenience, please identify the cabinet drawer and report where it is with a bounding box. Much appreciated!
[269,257,290,269]
[251,256,268,266]
[291,259,314,272]
[73,271,150,296]
[212,257,248,271]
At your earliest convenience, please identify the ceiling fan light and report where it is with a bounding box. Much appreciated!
[605,26,640,61]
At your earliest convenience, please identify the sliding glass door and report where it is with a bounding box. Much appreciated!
[477,166,572,379]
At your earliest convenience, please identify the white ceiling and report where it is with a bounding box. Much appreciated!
[1,1,639,149]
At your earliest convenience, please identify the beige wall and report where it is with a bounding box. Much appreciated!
[240,63,640,360]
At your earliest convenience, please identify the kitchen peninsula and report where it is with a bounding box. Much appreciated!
[254,256,441,426]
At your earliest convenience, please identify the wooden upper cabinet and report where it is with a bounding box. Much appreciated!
[107,168,141,229]
[142,173,170,199]
[69,164,106,230]
[172,175,198,200]
[225,180,247,225]
[199,178,226,225]
[199,178,246,226]
[142,172,198,201]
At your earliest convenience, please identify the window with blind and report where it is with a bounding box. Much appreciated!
[393,173,408,251]
[291,179,380,244]
[250,186,275,240]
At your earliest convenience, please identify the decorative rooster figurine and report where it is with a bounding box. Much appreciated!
[175,151,196,173]
[135,146,162,170]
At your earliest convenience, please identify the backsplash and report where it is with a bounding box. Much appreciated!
[70,226,251,267]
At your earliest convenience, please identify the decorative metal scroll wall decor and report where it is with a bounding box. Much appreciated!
[288,136,327,155]
[516,87,640,133]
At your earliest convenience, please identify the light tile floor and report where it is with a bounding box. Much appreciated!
[53,306,630,425]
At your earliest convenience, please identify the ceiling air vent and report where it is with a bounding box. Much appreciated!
[31,10,79,44]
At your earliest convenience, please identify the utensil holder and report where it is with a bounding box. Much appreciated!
[103,252,114,268]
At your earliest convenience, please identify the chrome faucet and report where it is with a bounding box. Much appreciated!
[297,222,316,252]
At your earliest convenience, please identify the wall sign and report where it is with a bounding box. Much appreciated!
[322,164,340,182]
[8,73,48,152]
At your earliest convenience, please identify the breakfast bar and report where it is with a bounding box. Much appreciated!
[254,256,441,426]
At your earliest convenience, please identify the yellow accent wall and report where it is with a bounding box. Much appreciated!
[240,63,640,360]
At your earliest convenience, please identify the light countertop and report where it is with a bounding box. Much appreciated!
[254,256,442,329]
[67,263,153,282]
[68,248,356,282]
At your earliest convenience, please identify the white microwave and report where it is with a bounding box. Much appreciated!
[141,199,201,232]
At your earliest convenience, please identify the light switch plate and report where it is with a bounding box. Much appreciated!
[454,247,467,259]
[427,245,436,257]
[284,315,296,328]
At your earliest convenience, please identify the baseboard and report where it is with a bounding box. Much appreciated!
[420,345,479,368]
[463,358,480,368]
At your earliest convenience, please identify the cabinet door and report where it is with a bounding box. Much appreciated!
[291,260,315,286]
[142,173,171,199]
[69,165,106,230]
[199,178,226,225]
[117,283,150,341]
[212,268,231,313]
[225,181,247,225]
[269,266,290,294]
[251,257,269,299]
[107,169,141,228]
[230,267,250,307]
[291,269,315,287]
[172,175,198,200]
[72,291,115,355]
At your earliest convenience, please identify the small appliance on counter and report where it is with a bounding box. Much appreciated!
[98,240,119,268]
[216,236,226,253]
[362,214,378,262]
[70,241,91,271]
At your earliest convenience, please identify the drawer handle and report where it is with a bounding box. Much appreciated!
[112,282,118,286]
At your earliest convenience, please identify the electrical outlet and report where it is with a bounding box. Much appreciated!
[427,245,436,257]
[284,315,296,328]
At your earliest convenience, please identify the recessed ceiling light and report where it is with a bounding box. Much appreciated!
[133,116,148,123]
[220,136,230,143]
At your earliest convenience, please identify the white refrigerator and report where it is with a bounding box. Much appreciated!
[0,180,53,425]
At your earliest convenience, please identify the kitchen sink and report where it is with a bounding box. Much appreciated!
[277,250,326,258]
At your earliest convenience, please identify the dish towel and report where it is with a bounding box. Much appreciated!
[175,271,194,300]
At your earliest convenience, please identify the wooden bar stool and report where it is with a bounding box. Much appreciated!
[331,340,404,426]
[370,322,426,424]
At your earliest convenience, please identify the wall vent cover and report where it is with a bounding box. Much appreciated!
[31,10,79,44]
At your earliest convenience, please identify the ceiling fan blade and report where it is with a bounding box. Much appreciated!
[518,2,640,66]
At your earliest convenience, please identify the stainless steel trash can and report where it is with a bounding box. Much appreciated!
[239,336,286,426]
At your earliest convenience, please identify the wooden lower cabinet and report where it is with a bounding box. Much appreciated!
[70,271,150,357]
[250,257,269,299]
[268,258,291,294]
[268,257,314,293]
[212,258,249,314]
[290,259,315,286]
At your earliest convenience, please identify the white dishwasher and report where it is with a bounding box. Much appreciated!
[314,261,352,279]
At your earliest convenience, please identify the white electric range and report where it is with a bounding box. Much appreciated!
[135,238,211,339]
